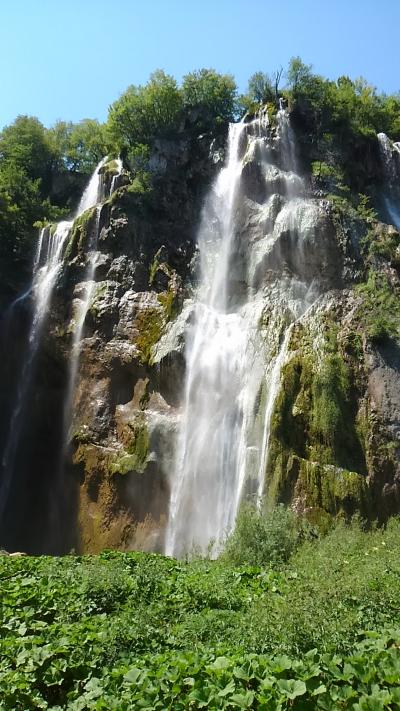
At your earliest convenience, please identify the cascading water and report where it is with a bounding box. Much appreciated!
[61,204,102,453]
[0,158,107,521]
[110,158,123,196]
[165,108,314,558]
[377,132,400,228]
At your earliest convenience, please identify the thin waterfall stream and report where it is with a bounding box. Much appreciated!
[0,158,108,520]
[378,132,400,228]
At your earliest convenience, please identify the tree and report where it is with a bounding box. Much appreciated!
[0,115,53,183]
[247,72,274,104]
[49,119,107,173]
[286,57,313,93]
[0,163,45,258]
[181,68,237,130]
[107,70,182,151]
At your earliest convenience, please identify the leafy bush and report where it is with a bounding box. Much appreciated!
[223,503,299,566]
[1,519,400,707]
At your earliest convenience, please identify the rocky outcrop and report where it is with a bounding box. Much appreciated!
[0,112,399,554]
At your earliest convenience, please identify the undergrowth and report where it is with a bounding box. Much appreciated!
[1,516,400,708]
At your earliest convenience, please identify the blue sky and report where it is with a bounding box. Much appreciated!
[1,0,398,129]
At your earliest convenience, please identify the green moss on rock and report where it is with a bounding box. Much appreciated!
[134,307,165,365]
[64,207,97,262]
[110,415,150,475]
[265,313,369,516]
[294,456,369,516]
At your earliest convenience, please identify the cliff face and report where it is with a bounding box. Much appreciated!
[1,114,399,555]
[50,132,224,553]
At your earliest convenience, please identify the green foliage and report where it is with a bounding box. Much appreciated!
[246,71,275,104]
[0,115,53,182]
[49,119,107,173]
[223,504,299,567]
[2,519,400,707]
[181,68,238,131]
[107,70,182,152]
[0,113,106,272]
[357,270,400,342]
[286,56,313,93]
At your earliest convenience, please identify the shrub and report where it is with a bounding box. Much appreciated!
[223,503,299,566]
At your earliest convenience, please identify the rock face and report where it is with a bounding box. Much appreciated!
[0,115,399,554]
[51,131,223,553]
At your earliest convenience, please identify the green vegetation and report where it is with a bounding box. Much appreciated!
[134,306,165,365]
[49,119,106,174]
[222,504,299,566]
[181,68,238,131]
[107,70,183,156]
[357,270,400,343]
[1,516,400,708]
[0,115,107,284]
[110,415,150,475]
[266,317,368,513]
[1,59,399,289]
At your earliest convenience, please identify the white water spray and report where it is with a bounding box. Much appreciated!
[0,159,107,519]
[165,109,310,558]
[378,132,400,229]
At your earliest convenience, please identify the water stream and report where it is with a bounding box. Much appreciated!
[0,159,107,520]
[378,132,400,228]
[165,109,311,557]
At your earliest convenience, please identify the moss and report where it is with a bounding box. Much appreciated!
[64,207,97,262]
[294,457,369,517]
[265,314,368,513]
[356,270,400,343]
[110,415,149,475]
[134,307,165,365]
[309,351,350,462]
[100,158,119,180]
[157,289,177,320]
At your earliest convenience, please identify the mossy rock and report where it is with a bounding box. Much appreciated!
[110,415,150,475]
[265,310,369,514]
[294,456,369,517]
[134,307,165,365]
[64,207,97,262]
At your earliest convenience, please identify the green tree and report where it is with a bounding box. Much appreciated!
[49,119,107,173]
[0,163,46,259]
[107,70,182,152]
[286,56,313,93]
[0,115,52,183]
[247,71,278,104]
[181,68,237,130]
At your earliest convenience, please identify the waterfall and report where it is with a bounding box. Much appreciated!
[0,159,106,521]
[165,108,311,558]
[110,158,123,196]
[377,132,400,229]
[61,204,102,453]
[256,325,293,500]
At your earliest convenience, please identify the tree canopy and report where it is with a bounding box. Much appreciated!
[0,61,399,283]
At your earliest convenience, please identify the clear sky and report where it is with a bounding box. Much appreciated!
[1,0,399,129]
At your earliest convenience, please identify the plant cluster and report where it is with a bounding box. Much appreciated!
[1,517,400,708]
